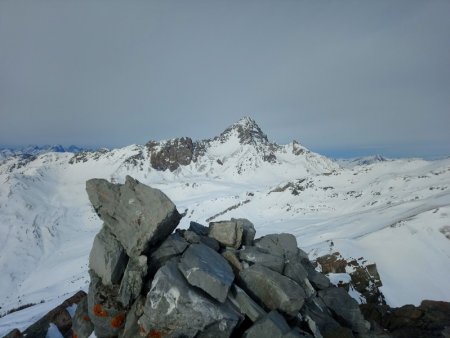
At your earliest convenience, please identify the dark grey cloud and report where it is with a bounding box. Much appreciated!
[1,0,449,157]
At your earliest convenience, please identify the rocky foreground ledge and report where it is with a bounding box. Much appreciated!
[4,176,450,338]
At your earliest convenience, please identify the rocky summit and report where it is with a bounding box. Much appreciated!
[4,176,450,338]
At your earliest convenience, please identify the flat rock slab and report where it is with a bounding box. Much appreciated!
[89,225,128,285]
[239,264,306,316]
[254,233,298,259]
[239,247,284,273]
[178,243,235,302]
[318,287,370,333]
[208,220,244,249]
[139,261,241,338]
[243,311,291,338]
[227,284,266,322]
[86,176,181,257]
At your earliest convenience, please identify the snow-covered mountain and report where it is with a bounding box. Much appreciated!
[1,117,450,334]
[0,144,86,162]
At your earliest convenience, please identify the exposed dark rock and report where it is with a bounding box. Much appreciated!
[239,246,285,273]
[86,176,181,257]
[2,329,22,338]
[243,311,291,338]
[316,253,347,274]
[254,233,298,259]
[239,264,306,316]
[147,137,194,172]
[189,221,209,236]
[139,261,242,337]
[209,220,244,249]
[118,255,148,307]
[227,284,266,322]
[89,225,128,286]
[318,287,370,334]
[178,243,235,302]
[283,261,316,299]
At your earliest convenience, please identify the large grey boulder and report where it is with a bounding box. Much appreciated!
[254,233,298,259]
[72,296,94,338]
[243,311,291,338]
[283,261,316,298]
[139,261,242,338]
[178,243,235,302]
[239,264,306,316]
[86,176,181,257]
[227,284,266,322]
[118,255,148,307]
[232,218,256,246]
[209,220,244,249]
[239,246,284,273]
[87,271,127,338]
[318,287,370,333]
[89,226,128,285]
[301,297,342,338]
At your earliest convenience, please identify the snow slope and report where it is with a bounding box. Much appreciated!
[1,118,449,335]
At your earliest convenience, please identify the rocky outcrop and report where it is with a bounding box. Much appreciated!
[147,137,194,172]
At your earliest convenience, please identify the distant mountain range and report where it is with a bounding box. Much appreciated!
[0,117,449,335]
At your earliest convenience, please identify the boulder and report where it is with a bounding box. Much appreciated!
[183,230,220,251]
[239,246,284,273]
[227,284,266,322]
[209,220,244,249]
[232,218,256,246]
[239,264,306,316]
[89,226,128,286]
[178,243,235,302]
[86,176,181,257]
[254,233,298,259]
[300,297,342,338]
[189,221,209,236]
[222,249,243,274]
[243,311,291,338]
[139,261,242,338]
[72,296,94,338]
[318,287,370,333]
[87,271,127,337]
[118,255,148,307]
[283,261,315,298]
[148,233,188,275]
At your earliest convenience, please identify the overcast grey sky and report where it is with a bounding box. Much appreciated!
[1,0,449,158]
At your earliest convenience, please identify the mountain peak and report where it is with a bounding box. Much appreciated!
[220,117,269,145]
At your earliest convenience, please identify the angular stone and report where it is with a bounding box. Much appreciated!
[239,246,284,273]
[222,249,243,274]
[118,255,148,307]
[239,264,306,316]
[200,236,221,251]
[208,220,244,249]
[318,287,370,333]
[178,243,234,302]
[243,311,291,338]
[119,296,146,338]
[283,261,315,298]
[227,284,266,322]
[303,263,331,290]
[183,229,201,243]
[232,218,256,246]
[72,296,94,338]
[254,233,298,259]
[87,271,127,338]
[139,261,241,338]
[148,233,188,276]
[86,176,181,257]
[89,226,128,285]
[301,297,342,338]
[189,221,209,236]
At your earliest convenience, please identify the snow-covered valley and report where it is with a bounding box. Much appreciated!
[1,118,449,335]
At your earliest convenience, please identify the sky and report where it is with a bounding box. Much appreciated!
[0,0,449,158]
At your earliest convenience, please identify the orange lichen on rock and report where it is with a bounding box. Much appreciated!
[72,332,78,338]
[93,303,108,317]
[148,330,162,338]
[83,315,91,322]
[111,313,126,328]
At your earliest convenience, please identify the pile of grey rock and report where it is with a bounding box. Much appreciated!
[74,176,372,338]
